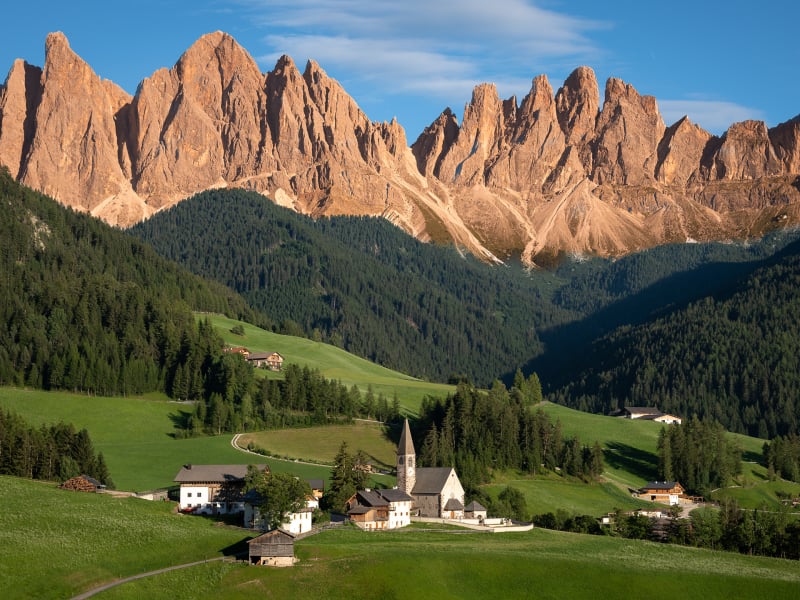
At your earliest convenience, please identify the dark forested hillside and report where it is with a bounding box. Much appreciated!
[129,189,572,385]
[0,169,263,396]
[129,188,800,397]
[549,238,800,438]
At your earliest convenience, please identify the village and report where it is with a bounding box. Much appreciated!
[162,417,705,567]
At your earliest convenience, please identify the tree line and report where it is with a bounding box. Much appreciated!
[414,377,604,492]
[0,408,112,487]
[534,499,800,561]
[182,361,402,437]
[657,418,742,496]
[764,433,800,483]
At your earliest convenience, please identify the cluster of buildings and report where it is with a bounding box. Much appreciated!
[345,419,487,529]
[173,463,322,535]
[223,346,284,371]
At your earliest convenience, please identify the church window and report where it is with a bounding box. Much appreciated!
[399,457,404,465]
[409,457,414,467]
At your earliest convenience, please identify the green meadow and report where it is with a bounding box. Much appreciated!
[0,387,331,492]
[202,313,454,413]
[5,477,798,600]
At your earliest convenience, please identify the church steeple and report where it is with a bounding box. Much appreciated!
[397,418,416,495]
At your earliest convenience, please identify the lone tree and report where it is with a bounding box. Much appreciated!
[322,441,370,513]
[245,466,310,531]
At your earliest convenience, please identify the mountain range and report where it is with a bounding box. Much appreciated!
[2,31,799,264]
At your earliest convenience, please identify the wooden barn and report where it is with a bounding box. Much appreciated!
[247,529,296,567]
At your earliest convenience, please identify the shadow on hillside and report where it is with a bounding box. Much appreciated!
[509,234,800,391]
[604,442,658,482]
[168,409,193,436]
[742,449,764,465]
[219,536,254,559]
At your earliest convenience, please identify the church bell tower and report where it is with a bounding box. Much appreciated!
[397,418,416,495]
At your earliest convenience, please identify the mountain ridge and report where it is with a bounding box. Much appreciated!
[2,31,800,263]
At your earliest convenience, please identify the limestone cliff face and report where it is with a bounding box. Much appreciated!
[2,32,800,265]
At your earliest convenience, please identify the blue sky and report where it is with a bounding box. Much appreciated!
[1,0,798,139]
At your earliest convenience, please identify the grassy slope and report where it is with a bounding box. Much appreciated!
[0,388,331,492]
[0,476,248,599]
[50,524,800,600]
[204,313,454,414]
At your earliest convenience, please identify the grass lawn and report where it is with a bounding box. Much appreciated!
[83,525,800,600]
[239,419,400,471]
[201,313,454,413]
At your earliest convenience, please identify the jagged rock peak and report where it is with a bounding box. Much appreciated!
[555,65,599,147]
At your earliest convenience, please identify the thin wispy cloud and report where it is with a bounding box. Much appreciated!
[240,0,605,101]
[232,0,762,135]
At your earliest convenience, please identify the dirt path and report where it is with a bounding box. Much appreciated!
[71,557,228,599]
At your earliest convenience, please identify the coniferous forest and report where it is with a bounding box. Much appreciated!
[0,169,263,398]
[130,188,800,438]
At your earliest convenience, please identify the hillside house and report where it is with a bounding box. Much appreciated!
[174,464,269,514]
[615,406,682,425]
[397,419,466,519]
[246,351,284,371]
[637,481,686,505]
[248,529,296,567]
[347,487,414,530]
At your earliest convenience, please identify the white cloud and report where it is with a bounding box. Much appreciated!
[659,100,766,135]
[239,0,605,102]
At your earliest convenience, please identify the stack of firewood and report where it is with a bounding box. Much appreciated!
[60,476,97,492]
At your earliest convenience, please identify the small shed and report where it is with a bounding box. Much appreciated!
[464,500,487,521]
[248,529,296,567]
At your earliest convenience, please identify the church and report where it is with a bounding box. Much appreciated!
[397,419,465,519]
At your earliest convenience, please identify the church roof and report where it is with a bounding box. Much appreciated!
[398,419,415,456]
[465,500,486,512]
[412,467,456,495]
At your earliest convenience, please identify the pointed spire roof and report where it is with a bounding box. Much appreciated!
[398,418,415,456]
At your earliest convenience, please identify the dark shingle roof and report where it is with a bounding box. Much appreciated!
[465,500,486,512]
[642,481,680,491]
[174,464,266,483]
[356,490,390,507]
[443,497,464,511]
[378,488,414,503]
[412,467,456,495]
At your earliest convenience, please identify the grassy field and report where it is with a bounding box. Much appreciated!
[0,387,332,492]
[202,313,454,413]
[239,420,399,470]
[46,519,800,600]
